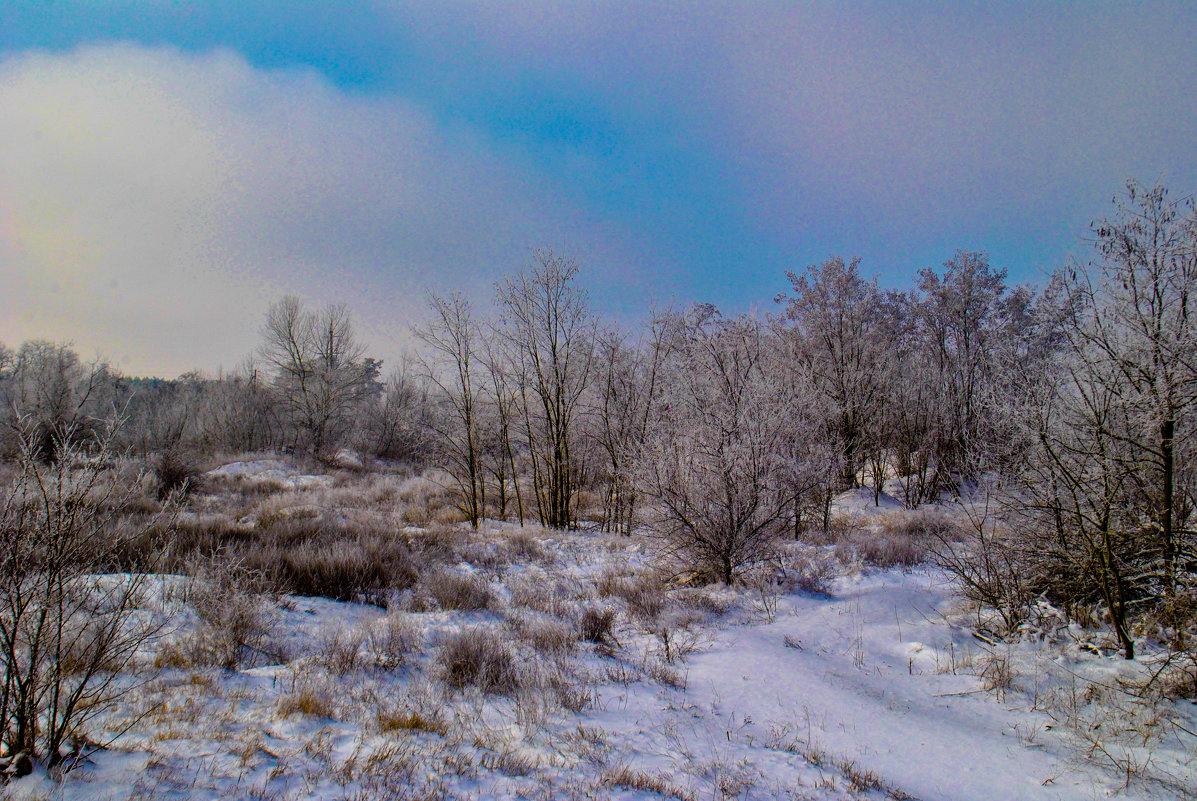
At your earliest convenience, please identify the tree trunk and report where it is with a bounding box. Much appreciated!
[1161,416,1175,597]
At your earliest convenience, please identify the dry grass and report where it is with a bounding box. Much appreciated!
[509,614,577,656]
[242,520,420,604]
[835,758,886,794]
[365,611,421,669]
[602,763,695,800]
[178,556,273,670]
[315,629,364,675]
[375,709,450,737]
[436,628,522,695]
[508,574,588,617]
[599,569,668,622]
[277,683,336,719]
[113,506,422,606]
[808,508,963,569]
[977,650,1016,697]
[675,587,733,616]
[478,745,541,776]
[647,659,686,689]
[576,606,617,647]
[645,609,707,664]
[502,528,549,562]
[781,548,839,595]
[422,569,494,611]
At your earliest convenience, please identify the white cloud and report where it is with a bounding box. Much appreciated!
[0,44,641,376]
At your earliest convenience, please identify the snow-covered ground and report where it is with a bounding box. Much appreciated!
[682,570,1192,801]
[206,459,334,490]
[5,476,1194,800]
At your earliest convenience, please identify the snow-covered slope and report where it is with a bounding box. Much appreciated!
[7,528,1193,800]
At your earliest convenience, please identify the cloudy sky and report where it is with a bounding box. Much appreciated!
[1,2,1194,376]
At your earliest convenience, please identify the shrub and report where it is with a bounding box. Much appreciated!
[185,556,271,670]
[153,448,202,500]
[0,426,166,769]
[512,616,576,655]
[931,521,1038,633]
[365,612,421,669]
[436,628,521,695]
[277,682,336,718]
[576,606,617,646]
[316,628,364,675]
[977,651,1016,697]
[423,570,493,611]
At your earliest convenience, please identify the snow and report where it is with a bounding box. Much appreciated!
[681,571,1152,801]
[206,458,332,490]
[10,526,1195,800]
[831,487,905,518]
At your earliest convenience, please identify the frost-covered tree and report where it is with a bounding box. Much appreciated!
[779,257,893,491]
[415,292,486,528]
[591,317,672,534]
[1041,183,1197,603]
[1080,182,1197,598]
[639,307,799,584]
[260,297,377,457]
[479,333,526,524]
[0,341,118,461]
[983,182,1197,657]
[362,357,435,465]
[915,251,1034,489]
[496,251,595,529]
[200,360,282,455]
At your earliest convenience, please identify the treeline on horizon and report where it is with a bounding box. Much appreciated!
[1,179,1194,662]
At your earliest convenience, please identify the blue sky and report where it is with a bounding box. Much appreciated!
[1,2,1194,375]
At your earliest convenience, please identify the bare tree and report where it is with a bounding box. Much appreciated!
[0,341,117,462]
[480,334,525,524]
[639,307,797,584]
[415,293,486,528]
[200,359,282,455]
[496,251,595,529]
[591,316,672,534]
[362,357,435,464]
[0,421,163,772]
[260,297,375,457]
[779,258,891,491]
